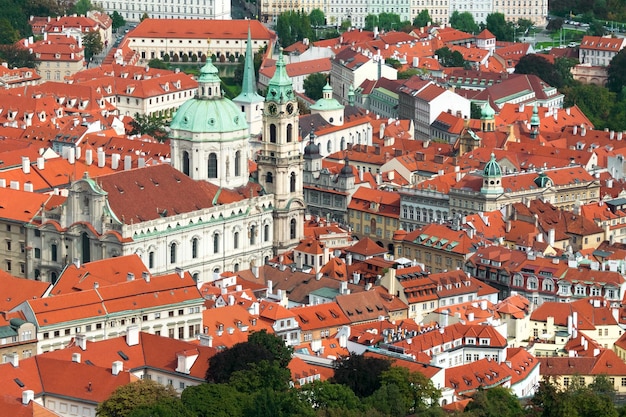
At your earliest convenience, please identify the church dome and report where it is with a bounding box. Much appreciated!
[310,82,344,112]
[534,171,552,188]
[483,153,502,177]
[339,156,354,176]
[303,141,321,159]
[481,103,495,119]
[169,61,248,134]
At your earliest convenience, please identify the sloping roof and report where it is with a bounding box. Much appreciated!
[131,19,275,41]
[347,236,387,256]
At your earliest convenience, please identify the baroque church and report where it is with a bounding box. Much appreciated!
[26,39,306,284]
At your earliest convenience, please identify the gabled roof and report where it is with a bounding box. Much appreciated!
[0,271,50,311]
[292,302,350,330]
[539,349,626,377]
[336,286,407,323]
[131,19,275,41]
[346,236,387,256]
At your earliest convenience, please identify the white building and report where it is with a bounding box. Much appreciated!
[95,0,230,21]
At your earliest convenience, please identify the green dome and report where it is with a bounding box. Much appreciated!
[170,98,248,134]
[481,103,495,119]
[534,171,552,188]
[530,103,540,127]
[483,153,502,177]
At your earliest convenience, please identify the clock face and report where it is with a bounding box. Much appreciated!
[268,103,277,115]
[286,102,294,115]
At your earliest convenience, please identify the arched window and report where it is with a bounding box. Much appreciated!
[233,231,239,249]
[234,263,240,272]
[234,150,241,176]
[170,242,177,264]
[182,151,190,176]
[264,224,270,242]
[213,233,220,254]
[192,272,199,282]
[290,172,296,193]
[327,140,332,153]
[266,172,273,183]
[370,218,376,235]
[148,251,154,268]
[192,238,199,259]
[340,137,346,150]
[270,124,277,143]
[208,153,218,178]
[250,225,256,245]
[51,243,58,262]
[290,218,297,239]
[287,123,293,142]
[81,232,90,264]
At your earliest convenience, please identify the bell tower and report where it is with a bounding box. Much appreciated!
[257,50,305,253]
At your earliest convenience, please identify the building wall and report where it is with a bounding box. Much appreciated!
[0,220,27,277]
[95,0,231,21]
[38,59,85,82]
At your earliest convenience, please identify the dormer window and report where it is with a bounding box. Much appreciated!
[55,53,61,59]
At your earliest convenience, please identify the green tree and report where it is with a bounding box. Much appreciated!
[331,354,391,398]
[181,383,248,417]
[379,366,441,414]
[378,13,401,31]
[588,20,606,36]
[0,18,19,44]
[471,102,482,119]
[464,386,524,417]
[23,0,65,18]
[96,379,180,417]
[129,113,168,141]
[435,46,465,67]
[364,14,379,31]
[147,58,169,69]
[0,0,32,39]
[449,11,479,33]
[127,398,193,417]
[140,12,150,21]
[299,380,362,412]
[412,9,432,28]
[514,54,564,88]
[366,383,407,417]
[309,9,325,27]
[485,12,513,41]
[228,360,292,394]
[517,18,534,35]
[303,72,327,100]
[245,388,315,417]
[607,48,626,93]
[276,10,315,47]
[110,11,126,31]
[72,0,93,15]
[82,31,103,62]
[563,84,616,129]
[546,17,564,32]
[554,56,577,87]
[0,44,37,68]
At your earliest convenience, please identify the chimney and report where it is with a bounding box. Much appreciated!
[72,352,81,363]
[85,149,93,165]
[68,147,76,164]
[22,156,30,174]
[124,155,132,170]
[75,333,87,350]
[93,281,99,289]
[22,390,34,405]
[252,265,259,278]
[97,147,105,167]
[111,153,120,170]
[175,267,184,278]
[481,300,487,310]
[112,360,123,376]
[548,229,555,246]
[37,156,45,170]
[126,325,139,346]
[267,280,273,295]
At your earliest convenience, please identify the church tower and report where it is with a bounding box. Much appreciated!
[529,103,540,139]
[257,51,305,253]
[233,26,265,137]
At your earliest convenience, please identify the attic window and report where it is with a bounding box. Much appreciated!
[117,351,129,360]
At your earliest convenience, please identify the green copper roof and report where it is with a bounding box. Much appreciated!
[198,60,221,84]
[310,83,344,111]
[530,103,540,126]
[233,26,264,104]
[266,50,294,104]
[481,103,495,119]
[534,171,552,188]
[170,98,248,133]
[483,153,502,177]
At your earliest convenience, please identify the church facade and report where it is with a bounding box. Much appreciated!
[26,53,304,284]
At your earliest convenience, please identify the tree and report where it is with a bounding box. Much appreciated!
[0,18,19,44]
[96,379,180,417]
[485,12,513,41]
[554,56,577,88]
[110,11,126,31]
[607,49,626,93]
[228,360,292,394]
[303,72,327,100]
[82,31,103,62]
[299,380,362,412]
[379,366,441,414]
[588,20,606,36]
[127,398,194,417]
[206,330,292,383]
[517,18,534,35]
[546,17,564,32]
[23,0,65,19]
[367,383,407,417]
[364,14,378,31]
[412,9,432,28]
[464,387,525,417]
[128,113,168,141]
[331,354,391,398]
[181,383,248,417]
[515,54,564,88]
[147,58,169,69]
[72,0,93,15]
[563,84,616,129]
[449,11,479,34]
[140,12,150,21]
[0,0,32,40]
[0,44,37,68]
[378,13,401,31]
[276,11,315,47]
[435,46,465,67]
[309,9,325,27]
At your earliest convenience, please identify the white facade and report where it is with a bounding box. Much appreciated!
[94,0,231,21]
[492,0,548,26]
[450,0,493,25]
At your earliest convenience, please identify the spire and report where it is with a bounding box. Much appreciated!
[266,49,294,104]
[530,103,540,138]
[197,59,222,100]
[348,85,355,106]
[235,25,264,103]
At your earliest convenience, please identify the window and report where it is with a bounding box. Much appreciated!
[290,219,297,239]
[51,243,58,262]
[213,233,220,254]
[234,151,241,176]
[149,251,155,268]
[233,231,239,249]
[34,248,41,258]
[178,327,184,339]
[208,153,218,178]
[264,224,270,242]
[250,225,256,245]
[265,172,273,183]
[192,238,199,259]
[170,243,177,264]
[290,172,296,193]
